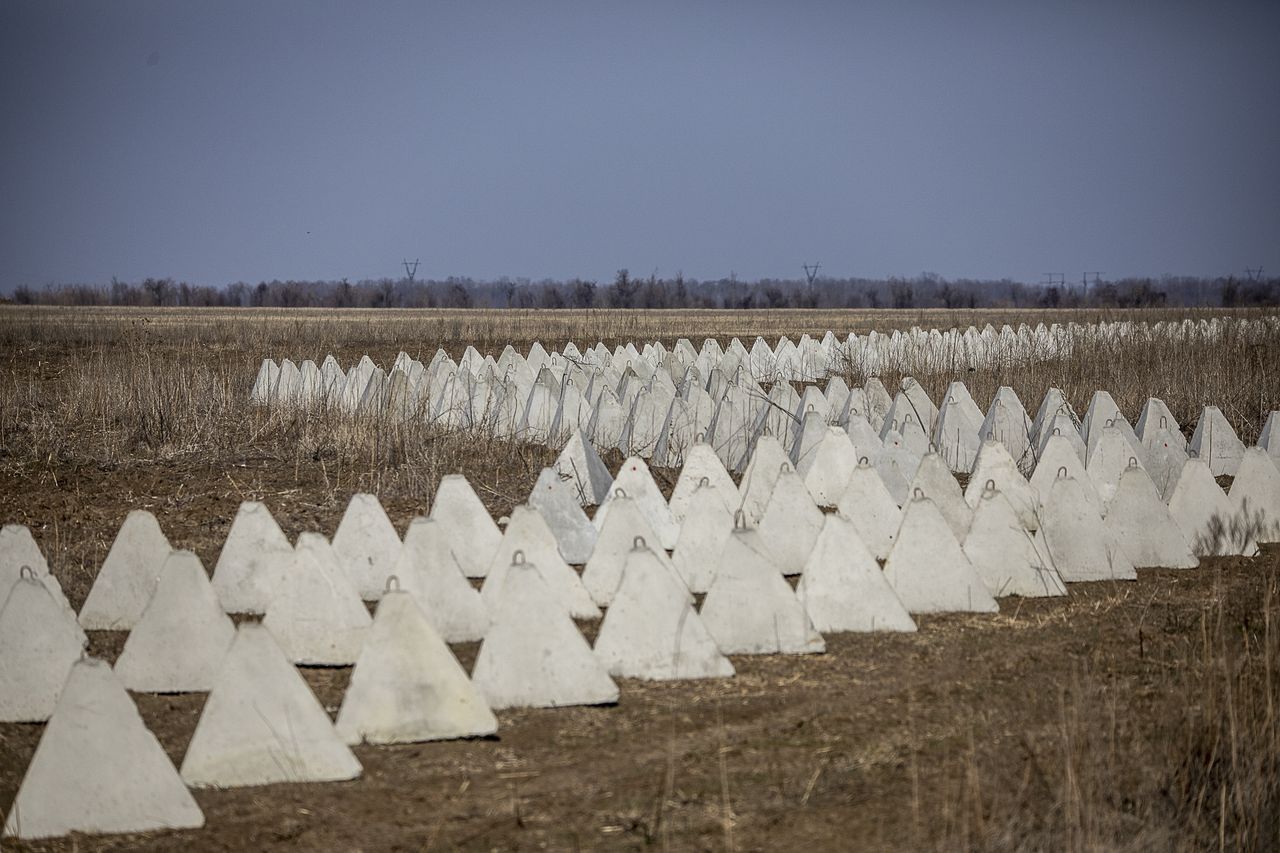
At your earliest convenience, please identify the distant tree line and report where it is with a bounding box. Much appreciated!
[9,270,1279,310]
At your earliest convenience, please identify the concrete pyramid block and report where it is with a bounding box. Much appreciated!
[803,426,859,507]
[430,474,502,578]
[276,358,302,404]
[824,376,851,421]
[874,430,920,506]
[1260,411,1280,463]
[1030,387,1074,445]
[78,510,173,631]
[979,391,1033,470]
[900,377,939,433]
[1189,405,1245,476]
[844,411,885,462]
[620,389,671,458]
[699,526,825,655]
[181,624,362,788]
[1135,397,1184,450]
[594,544,734,681]
[552,378,594,447]
[757,464,825,576]
[4,658,203,839]
[881,399,930,459]
[114,550,236,693]
[589,389,628,451]
[1030,434,1101,514]
[1081,390,1129,446]
[965,441,1039,530]
[835,458,902,560]
[211,500,294,613]
[1039,472,1136,582]
[738,434,791,524]
[0,524,83,645]
[791,409,829,475]
[864,378,893,430]
[1085,414,1147,474]
[883,492,999,614]
[1104,463,1198,568]
[671,484,735,593]
[796,515,916,633]
[332,493,402,600]
[1034,413,1087,463]
[389,517,489,642]
[794,386,831,428]
[1169,458,1258,557]
[593,456,679,550]
[908,452,972,540]
[248,357,279,405]
[758,382,801,446]
[0,568,85,722]
[1145,429,1190,501]
[263,532,371,665]
[584,497,689,606]
[933,392,983,474]
[335,585,497,745]
[472,553,618,709]
[668,442,737,523]
[834,379,865,422]
[963,484,1066,597]
[938,381,985,433]
[529,467,598,564]
[1229,447,1280,543]
[482,506,600,619]
[1087,425,1149,506]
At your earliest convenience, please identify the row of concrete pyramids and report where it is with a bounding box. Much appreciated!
[5,407,1278,666]
[7,417,1276,713]
[248,327,1280,474]
[4,419,1279,838]
[250,315,1270,409]
[5,408,1276,667]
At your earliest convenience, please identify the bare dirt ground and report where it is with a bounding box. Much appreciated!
[1,307,1277,851]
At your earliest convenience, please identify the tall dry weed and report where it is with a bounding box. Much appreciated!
[936,572,1279,852]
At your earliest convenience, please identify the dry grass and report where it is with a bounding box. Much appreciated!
[930,570,1280,852]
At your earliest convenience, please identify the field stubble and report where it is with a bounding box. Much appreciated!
[0,305,1278,851]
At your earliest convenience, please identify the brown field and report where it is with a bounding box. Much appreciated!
[1,305,1278,851]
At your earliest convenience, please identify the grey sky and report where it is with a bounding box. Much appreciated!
[2,1,1278,292]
